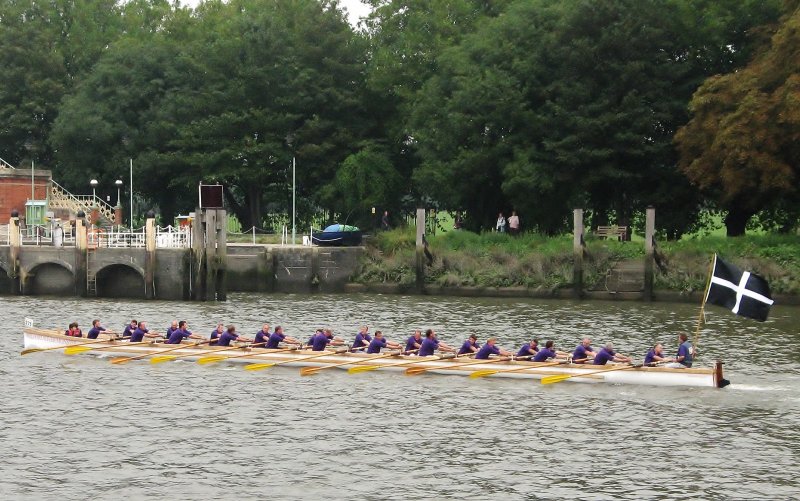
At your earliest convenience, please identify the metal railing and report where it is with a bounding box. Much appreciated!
[0,157,15,169]
[156,225,192,248]
[50,180,116,222]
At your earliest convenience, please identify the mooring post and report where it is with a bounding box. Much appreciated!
[190,208,204,300]
[573,208,584,298]
[75,211,88,297]
[9,211,21,294]
[145,211,156,299]
[644,206,655,301]
[415,207,425,292]
[214,209,227,301]
[203,209,218,301]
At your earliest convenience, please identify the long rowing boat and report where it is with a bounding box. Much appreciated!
[22,328,730,388]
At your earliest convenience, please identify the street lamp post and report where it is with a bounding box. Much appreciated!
[90,179,98,204]
[115,179,123,207]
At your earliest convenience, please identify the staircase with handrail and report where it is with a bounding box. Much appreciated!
[49,180,116,223]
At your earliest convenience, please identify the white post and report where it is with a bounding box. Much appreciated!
[292,156,296,245]
[129,159,134,227]
[31,160,34,202]
[252,226,255,245]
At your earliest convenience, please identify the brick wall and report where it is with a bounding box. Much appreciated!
[0,170,51,223]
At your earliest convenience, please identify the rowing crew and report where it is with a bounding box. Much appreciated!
[68,320,694,368]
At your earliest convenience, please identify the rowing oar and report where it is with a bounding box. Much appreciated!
[150,341,278,364]
[65,340,154,355]
[347,351,474,374]
[406,355,517,376]
[300,349,418,376]
[21,336,130,355]
[243,346,350,371]
[469,359,569,379]
[540,363,643,385]
[195,343,303,365]
[110,339,214,365]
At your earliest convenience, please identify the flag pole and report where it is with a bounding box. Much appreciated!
[693,254,716,351]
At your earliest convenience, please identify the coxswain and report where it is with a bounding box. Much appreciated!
[266,326,300,349]
[474,337,513,360]
[129,321,162,343]
[165,320,179,338]
[165,320,205,344]
[216,325,253,347]
[254,323,271,347]
[418,329,455,356]
[532,340,569,362]
[210,323,225,346]
[457,334,480,355]
[351,325,372,352]
[644,343,673,366]
[366,331,402,354]
[665,333,693,368]
[592,343,632,365]
[405,330,423,352]
[516,339,539,359]
[572,337,596,363]
[64,322,83,337]
[87,319,107,340]
[122,320,138,338]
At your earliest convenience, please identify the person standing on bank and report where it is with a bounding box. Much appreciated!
[508,211,520,236]
[496,212,506,233]
[381,211,390,231]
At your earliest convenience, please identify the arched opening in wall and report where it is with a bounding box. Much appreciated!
[28,263,73,296]
[95,264,145,298]
[0,265,11,295]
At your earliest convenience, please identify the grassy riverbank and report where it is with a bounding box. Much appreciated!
[354,228,800,294]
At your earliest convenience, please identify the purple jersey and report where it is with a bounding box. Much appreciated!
[644,349,658,365]
[367,337,388,354]
[211,329,222,340]
[419,337,439,357]
[166,329,191,345]
[311,333,331,351]
[266,332,286,349]
[573,344,591,362]
[165,327,178,339]
[254,330,270,346]
[87,326,106,340]
[123,325,136,338]
[517,344,538,358]
[593,347,616,365]
[405,336,422,352]
[677,341,693,367]
[352,332,372,351]
[533,348,556,362]
[475,344,500,360]
[217,331,239,347]
[130,328,148,343]
[458,340,480,355]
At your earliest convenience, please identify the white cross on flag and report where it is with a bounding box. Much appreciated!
[704,254,774,322]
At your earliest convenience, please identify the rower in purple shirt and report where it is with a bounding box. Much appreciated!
[516,339,539,359]
[129,321,162,343]
[217,325,253,347]
[532,340,568,362]
[87,319,107,340]
[366,331,402,354]
[351,325,372,352]
[210,323,225,346]
[165,320,179,339]
[592,343,632,365]
[572,338,596,363]
[166,320,205,344]
[457,334,481,355]
[254,323,271,347]
[310,329,343,351]
[405,330,423,352]
[122,320,138,339]
[474,337,513,360]
[644,343,673,366]
[418,329,455,356]
[266,326,300,349]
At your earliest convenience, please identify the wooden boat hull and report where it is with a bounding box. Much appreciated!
[23,328,728,388]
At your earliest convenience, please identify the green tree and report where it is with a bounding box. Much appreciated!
[675,2,800,236]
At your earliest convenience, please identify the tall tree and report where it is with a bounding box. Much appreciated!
[675,2,800,236]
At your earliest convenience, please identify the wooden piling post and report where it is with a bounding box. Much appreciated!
[644,206,655,301]
[215,209,227,301]
[190,208,204,300]
[573,209,584,298]
[145,211,156,299]
[203,210,217,301]
[9,212,21,294]
[415,208,425,292]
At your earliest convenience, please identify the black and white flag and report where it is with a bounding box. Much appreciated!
[705,254,773,322]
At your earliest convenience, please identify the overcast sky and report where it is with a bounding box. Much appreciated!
[180,0,372,26]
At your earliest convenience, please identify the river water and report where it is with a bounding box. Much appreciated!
[1,293,798,500]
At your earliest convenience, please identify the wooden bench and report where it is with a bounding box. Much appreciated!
[595,225,627,241]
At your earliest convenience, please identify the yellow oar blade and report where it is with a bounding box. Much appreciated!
[110,357,131,364]
[197,355,228,365]
[470,369,499,379]
[347,365,381,374]
[150,355,177,364]
[300,367,320,376]
[244,363,275,371]
[541,374,572,385]
[405,367,427,376]
[64,346,93,355]
[20,348,44,355]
